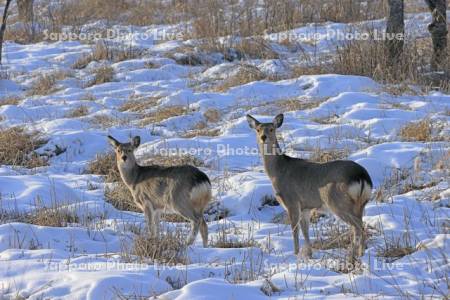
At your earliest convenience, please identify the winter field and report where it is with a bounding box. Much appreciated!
[0,1,449,299]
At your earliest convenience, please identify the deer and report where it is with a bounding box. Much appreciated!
[107,135,211,247]
[246,114,372,259]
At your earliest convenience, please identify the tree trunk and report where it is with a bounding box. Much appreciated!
[425,0,448,71]
[17,0,34,24]
[386,0,404,65]
[0,0,13,64]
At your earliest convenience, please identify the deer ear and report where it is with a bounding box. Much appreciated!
[132,136,141,148]
[273,114,284,128]
[107,135,120,148]
[246,114,260,129]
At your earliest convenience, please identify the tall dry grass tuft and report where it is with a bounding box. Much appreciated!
[0,127,47,168]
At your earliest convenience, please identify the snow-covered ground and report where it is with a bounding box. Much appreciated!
[0,8,449,300]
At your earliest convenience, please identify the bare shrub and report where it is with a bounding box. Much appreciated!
[66,105,89,118]
[0,127,47,168]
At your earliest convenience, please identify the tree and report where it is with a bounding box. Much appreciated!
[425,0,448,71]
[386,0,405,65]
[17,0,34,24]
[0,0,13,64]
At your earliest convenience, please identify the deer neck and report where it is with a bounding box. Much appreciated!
[259,141,283,177]
[117,162,140,186]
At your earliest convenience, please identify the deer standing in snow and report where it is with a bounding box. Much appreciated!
[247,114,372,258]
[108,135,211,247]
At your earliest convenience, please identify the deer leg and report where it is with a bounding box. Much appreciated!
[199,217,208,247]
[143,202,156,238]
[288,208,300,255]
[300,209,312,258]
[187,219,200,245]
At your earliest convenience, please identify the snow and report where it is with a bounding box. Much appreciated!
[0,6,449,300]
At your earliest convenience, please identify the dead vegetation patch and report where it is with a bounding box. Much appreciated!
[214,64,266,92]
[0,95,22,106]
[276,98,323,112]
[377,241,416,262]
[88,114,128,129]
[210,228,258,249]
[128,230,187,265]
[66,105,89,118]
[86,65,115,87]
[203,108,221,123]
[140,106,188,126]
[26,74,57,96]
[399,119,434,142]
[0,127,47,168]
[119,96,160,112]
[181,121,220,138]
[86,151,120,182]
[105,182,139,212]
[73,41,142,69]
[25,207,79,227]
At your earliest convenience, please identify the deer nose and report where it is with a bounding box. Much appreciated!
[261,135,267,142]
[122,156,127,162]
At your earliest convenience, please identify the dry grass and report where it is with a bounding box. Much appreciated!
[119,96,160,112]
[130,229,187,264]
[377,240,416,262]
[86,65,114,87]
[203,108,221,123]
[105,182,139,212]
[85,151,120,182]
[181,122,221,138]
[210,226,258,249]
[0,127,48,168]
[25,207,79,227]
[214,64,266,92]
[72,41,142,69]
[26,74,57,96]
[276,98,322,112]
[399,119,432,142]
[88,114,128,129]
[140,106,188,126]
[329,34,447,89]
[0,95,22,106]
[66,105,89,118]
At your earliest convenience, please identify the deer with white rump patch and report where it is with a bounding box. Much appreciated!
[247,114,372,258]
[107,135,211,247]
